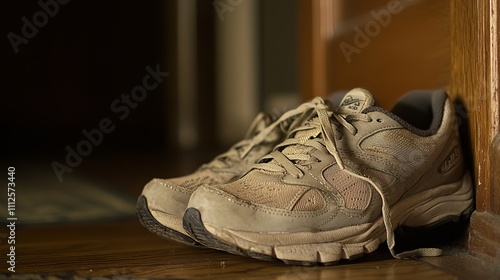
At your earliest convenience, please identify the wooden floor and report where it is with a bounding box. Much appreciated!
[0,220,480,279]
[1,155,499,279]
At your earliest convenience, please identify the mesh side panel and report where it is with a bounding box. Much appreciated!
[168,169,236,192]
[218,171,309,211]
[360,129,437,171]
[323,167,372,211]
[291,189,326,211]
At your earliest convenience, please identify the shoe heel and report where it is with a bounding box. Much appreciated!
[400,171,474,229]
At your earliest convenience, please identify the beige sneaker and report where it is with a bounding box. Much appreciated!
[183,88,474,264]
[137,98,331,246]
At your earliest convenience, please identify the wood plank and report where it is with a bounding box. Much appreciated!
[450,0,500,263]
[450,0,493,213]
[298,0,338,98]
[418,246,500,278]
[1,221,461,279]
[467,134,500,263]
[491,134,500,215]
[327,0,451,109]
[468,211,500,264]
[490,1,500,217]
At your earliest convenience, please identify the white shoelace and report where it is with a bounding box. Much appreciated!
[255,98,442,259]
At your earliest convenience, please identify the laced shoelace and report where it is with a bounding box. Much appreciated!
[256,100,372,175]
[255,99,442,259]
[201,98,327,170]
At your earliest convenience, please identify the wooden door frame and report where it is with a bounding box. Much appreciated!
[298,0,338,98]
[451,0,500,261]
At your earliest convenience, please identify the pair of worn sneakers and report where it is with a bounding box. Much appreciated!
[136,88,474,266]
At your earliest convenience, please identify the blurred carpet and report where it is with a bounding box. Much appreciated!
[0,163,136,225]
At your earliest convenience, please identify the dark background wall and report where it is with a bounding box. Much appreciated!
[2,1,174,160]
[1,0,297,171]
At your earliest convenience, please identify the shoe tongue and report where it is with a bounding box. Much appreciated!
[338,88,375,114]
[262,89,375,171]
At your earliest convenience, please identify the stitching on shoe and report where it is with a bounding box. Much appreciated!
[156,180,192,195]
